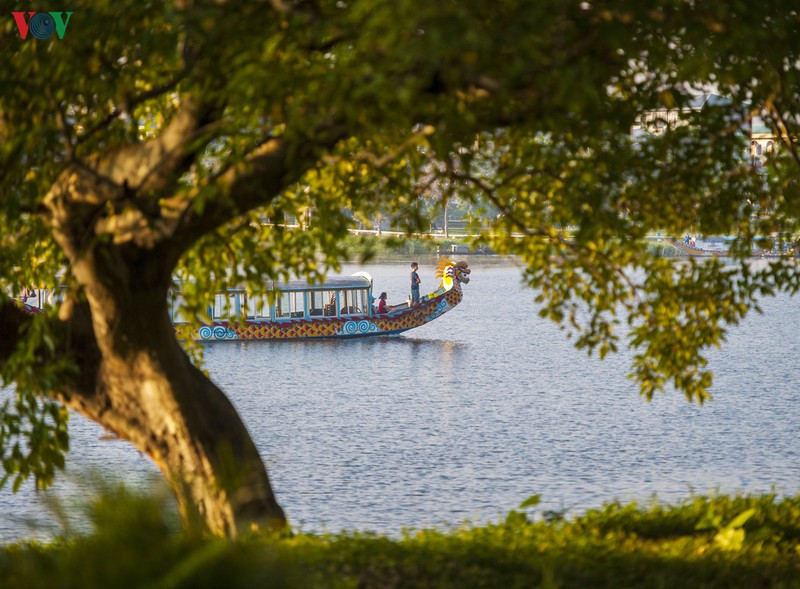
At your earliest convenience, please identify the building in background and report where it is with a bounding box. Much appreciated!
[632,93,779,174]
[749,114,777,173]
[631,93,733,137]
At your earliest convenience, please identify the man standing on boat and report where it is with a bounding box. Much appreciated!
[410,262,421,305]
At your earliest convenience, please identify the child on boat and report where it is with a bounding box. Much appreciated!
[376,292,389,313]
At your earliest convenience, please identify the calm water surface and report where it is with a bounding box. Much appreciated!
[2,258,799,540]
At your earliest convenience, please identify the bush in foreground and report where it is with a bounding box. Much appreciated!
[2,487,799,588]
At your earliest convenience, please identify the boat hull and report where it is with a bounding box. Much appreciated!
[175,283,464,342]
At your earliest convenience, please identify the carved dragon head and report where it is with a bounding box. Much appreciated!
[435,258,471,289]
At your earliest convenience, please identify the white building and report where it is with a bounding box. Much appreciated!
[631,93,733,136]
[749,114,777,172]
[632,93,779,173]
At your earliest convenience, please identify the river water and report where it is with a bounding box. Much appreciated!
[2,258,799,541]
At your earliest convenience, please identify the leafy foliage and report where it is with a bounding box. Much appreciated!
[2,486,800,588]
[0,313,72,492]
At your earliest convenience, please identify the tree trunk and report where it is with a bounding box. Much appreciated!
[42,161,288,536]
[30,117,300,537]
[58,265,286,537]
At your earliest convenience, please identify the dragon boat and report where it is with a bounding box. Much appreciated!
[171,258,471,341]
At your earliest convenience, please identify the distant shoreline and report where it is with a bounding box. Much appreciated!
[341,233,798,261]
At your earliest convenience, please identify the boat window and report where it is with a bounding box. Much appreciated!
[308,290,338,317]
[275,291,304,319]
[340,289,367,315]
[211,292,244,321]
[212,293,226,319]
[171,294,187,323]
[245,294,271,319]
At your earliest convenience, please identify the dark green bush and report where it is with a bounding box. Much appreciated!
[2,488,800,588]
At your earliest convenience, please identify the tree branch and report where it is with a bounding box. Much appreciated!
[75,64,195,148]
[0,299,32,369]
[0,297,101,402]
[87,98,218,193]
[165,137,299,251]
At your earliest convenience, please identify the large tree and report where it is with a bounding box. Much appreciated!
[1,1,799,537]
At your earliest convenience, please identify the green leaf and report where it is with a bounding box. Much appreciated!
[725,508,757,530]
[519,494,542,509]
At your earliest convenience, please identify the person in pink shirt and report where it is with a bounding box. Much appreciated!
[376,291,389,313]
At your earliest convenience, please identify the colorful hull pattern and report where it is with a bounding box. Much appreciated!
[176,259,471,342]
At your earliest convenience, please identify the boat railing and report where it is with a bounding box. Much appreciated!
[170,280,376,324]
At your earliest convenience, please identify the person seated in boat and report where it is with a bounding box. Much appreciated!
[324,294,336,316]
[375,292,389,314]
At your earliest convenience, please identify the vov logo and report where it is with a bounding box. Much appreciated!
[11,12,73,40]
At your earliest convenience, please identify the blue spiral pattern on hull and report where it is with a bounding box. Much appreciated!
[198,325,238,340]
[338,320,381,336]
[426,298,450,322]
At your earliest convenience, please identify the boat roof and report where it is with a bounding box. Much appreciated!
[268,275,372,293]
[173,273,373,294]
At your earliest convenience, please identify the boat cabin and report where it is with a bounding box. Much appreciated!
[170,274,375,324]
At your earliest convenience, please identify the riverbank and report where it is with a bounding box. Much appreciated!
[342,234,708,260]
[2,488,798,588]
[341,234,477,260]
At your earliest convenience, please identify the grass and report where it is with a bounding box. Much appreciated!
[2,486,799,588]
